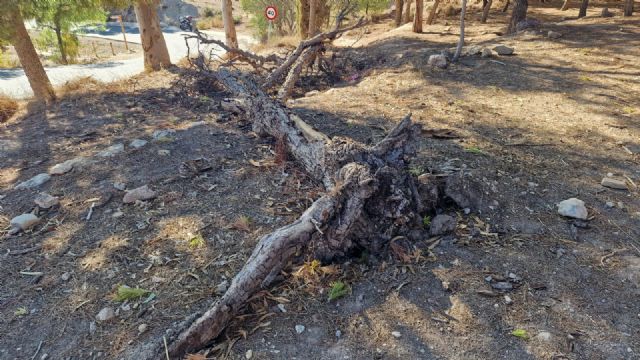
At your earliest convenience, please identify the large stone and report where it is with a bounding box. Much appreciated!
[97,143,125,157]
[123,185,157,204]
[129,139,148,149]
[547,31,563,39]
[429,214,457,236]
[557,198,588,220]
[49,157,88,175]
[493,45,514,56]
[10,213,40,231]
[601,177,628,190]
[428,54,448,69]
[15,173,51,190]
[34,192,59,209]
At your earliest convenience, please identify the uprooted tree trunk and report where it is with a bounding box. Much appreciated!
[164,68,423,357]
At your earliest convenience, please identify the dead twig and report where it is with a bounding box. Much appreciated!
[30,340,43,360]
[600,248,628,266]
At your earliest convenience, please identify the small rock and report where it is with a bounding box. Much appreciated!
[429,214,457,236]
[15,173,51,190]
[129,139,148,149]
[295,325,305,334]
[97,143,125,157]
[112,210,124,218]
[504,295,513,305]
[305,90,320,97]
[157,149,170,156]
[138,323,148,334]
[113,182,126,191]
[547,31,563,39]
[34,192,59,209]
[617,201,625,209]
[491,281,513,291]
[151,276,166,283]
[557,198,588,220]
[49,157,88,175]
[391,331,402,338]
[536,331,552,342]
[215,280,229,295]
[10,213,40,231]
[481,48,493,58]
[96,307,115,321]
[277,303,287,313]
[335,330,342,338]
[152,129,175,142]
[89,321,97,334]
[493,45,514,56]
[605,201,615,208]
[40,354,49,360]
[61,272,71,281]
[245,350,253,359]
[123,185,156,204]
[427,54,448,69]
[601,177,628,190]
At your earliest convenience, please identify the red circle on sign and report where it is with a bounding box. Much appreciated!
[265,6,278,20]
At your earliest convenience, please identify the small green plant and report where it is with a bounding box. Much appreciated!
[408,166,424,176]
[622,107,636,114]
[465,147,484,155]
[511,329,529,339]
[328,281,349,301]
[114,285,151,302]
[188,234,206,249]
[14,307,28,316]
[422,215,431,227]
[203,7,215,17]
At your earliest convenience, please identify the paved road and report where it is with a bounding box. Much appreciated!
[0,23,252,99]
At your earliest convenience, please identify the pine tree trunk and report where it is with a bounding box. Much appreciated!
[623,0,634,16]
[413,0,424,32]
[297,0,310,38]
[453,0,467,62]
[427,0,440,24]
[134,0,171,71]
[578,0,589,17]
[222,0,238,48]
[404,0,413,23]
[507,0,527,33]
[9,6,55,102]
[308,0,318,36]
[395,0,404,26]
[560,0,570,10]
[481,0,493,22]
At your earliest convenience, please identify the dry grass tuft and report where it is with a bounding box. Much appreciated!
[0,95,18,123]
[56,76,103,97]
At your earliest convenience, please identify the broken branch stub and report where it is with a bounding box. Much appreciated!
[158,69,422,358]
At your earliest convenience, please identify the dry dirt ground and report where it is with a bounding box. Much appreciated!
[1,3,639,360]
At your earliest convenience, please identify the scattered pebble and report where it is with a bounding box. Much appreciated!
[295,325,305,334]
[601,177,628,190]
[493,45,514,55]
[152,129,175,142]
[557,198,588,220]
[49,157,88,175]
[245,350,253,359]
[429,214,457,236]
[10,213,40,231]
[547,31,563,39]
[15,173,51,190]
[97,143,125,157]
[112,210,124,218]
[129,139,148,149]
[277,304,287,313]
[96,307,115,321]
[335,330,342,338]
[536,331,552,342]
[113,182,126,191]
[504,295,513,305]
[158,149,171,156]
[34,192,59,209]
[491,282,513,291]
[605,201,615,208]
[61,272,71,281]
[138,323,148,334]
[89,321,97,334]
[123,185,157,204]
[391,331,402,338]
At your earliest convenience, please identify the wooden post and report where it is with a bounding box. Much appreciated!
[111,15,129,51]
[92,41,99,58]
[109,42,116,55]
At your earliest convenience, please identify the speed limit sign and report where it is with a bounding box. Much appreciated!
[265,6,278,21]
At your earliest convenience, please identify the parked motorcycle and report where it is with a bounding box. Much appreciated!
[179,16,194,32]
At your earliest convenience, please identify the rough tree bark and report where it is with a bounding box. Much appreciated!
[165,68,422,358]
[507,0,527,33]
[560,0,570,10]
[222,0,238,49]
[452,0,467,62]
[297,0,310,38]
[481,0,493,22]
[404,0,413,23]
[624,0,634,16]
[8,5,56,102]
[413,0,424,32]
[427,0,440,24]
[395,0,404,26]
[308,0,318,36]
[502,0,510,12]
[134,0,171,71]
[578,0,589,17]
